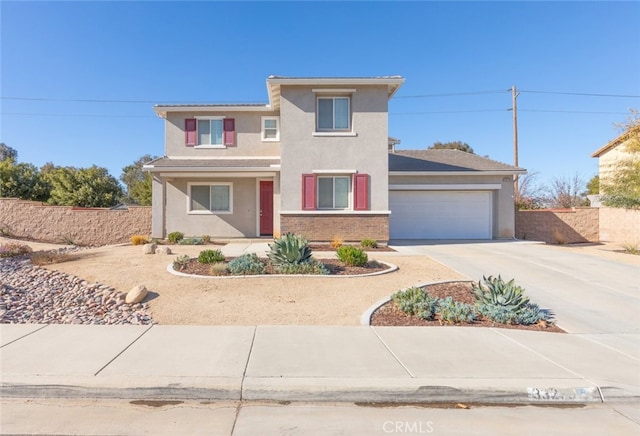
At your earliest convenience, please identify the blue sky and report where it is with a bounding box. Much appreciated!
[1,1,639,190]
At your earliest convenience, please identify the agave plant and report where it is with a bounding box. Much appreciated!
[267,233,313,266]
[472,275,530,312]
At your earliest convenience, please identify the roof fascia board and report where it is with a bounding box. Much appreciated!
[389,170,527,176]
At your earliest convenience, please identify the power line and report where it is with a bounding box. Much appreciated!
[392,109,507,115]
[395,90,507,99]
[519,90,640,98]
[0,112,156,118]
[519,109,629,114]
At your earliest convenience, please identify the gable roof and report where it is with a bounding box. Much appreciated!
[591,127,639,158]
[143,157,280,173]
[389,149,526,174]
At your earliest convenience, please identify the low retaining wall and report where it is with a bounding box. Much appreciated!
[0,198,151,246]
[515,208,599,244]
[281,214,389,242]
[599,207,640,243]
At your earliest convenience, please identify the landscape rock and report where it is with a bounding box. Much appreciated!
[142,243,157,254]
[155,246,172,255]
[125,284,149,304]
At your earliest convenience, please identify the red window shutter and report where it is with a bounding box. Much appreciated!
[353,173,369,211]
[224,118,236,146]
[301,174,316,210]
[185,118,197,146]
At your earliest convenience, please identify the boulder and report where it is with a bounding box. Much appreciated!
[156,246,172,255]
[126,285,148,304]
[142,243,157,254]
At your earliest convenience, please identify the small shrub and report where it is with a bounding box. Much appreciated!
[472,275,530,312]
[621,241,640,255]
[178,237,204,245]
[130,235,150,246]
[0,242,33,258]
[202,235,211,244]
[476,303,516,324]
[513,303,550,325]
[268,233,312,266]
[330,236,343,249]
[60,235,76,245]
[392,287,438,320]
[360,238,378,249]
[198,249,225,264]
[30,251,72,265]
[438,297,476,324]
[167,231,184,244]
[173,254,190,271]
[228,253,266,275]
[336,245,368,267]
[276,260,329,275]
[209,263,229,276]
[552,229,567,245]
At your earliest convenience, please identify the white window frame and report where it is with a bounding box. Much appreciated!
[317,175,351,210]
[261,116,280,142]
[194,116,226,149]
[187,182,233,214]
[316,96,351,132]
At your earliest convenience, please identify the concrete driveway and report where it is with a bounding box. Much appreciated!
[391,240,640,358]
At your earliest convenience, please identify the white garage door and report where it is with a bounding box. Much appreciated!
[390,191,493,239]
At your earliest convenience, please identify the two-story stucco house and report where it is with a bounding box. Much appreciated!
[145,75,525,242]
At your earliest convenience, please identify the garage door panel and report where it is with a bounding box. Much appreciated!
[390,191,492,239]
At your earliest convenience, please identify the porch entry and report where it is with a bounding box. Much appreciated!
[259,180,274,236]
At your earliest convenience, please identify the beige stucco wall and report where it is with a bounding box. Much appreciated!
[163,178,262,238]
[599,207,640,243]
[279,85,390,212]
[388,174,516,238]
[598,138,634,184]
[164,111,281,158]
[0,198,151,246]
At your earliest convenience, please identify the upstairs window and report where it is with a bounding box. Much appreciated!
[185,118,236,147]
[317,97,350,131]
[261,116,280,141]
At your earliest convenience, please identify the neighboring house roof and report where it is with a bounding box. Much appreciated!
[591,127,639,158]
[143,157,280,172]
[389,149,526,174]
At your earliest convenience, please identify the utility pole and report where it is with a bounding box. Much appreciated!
[511,85,520,195]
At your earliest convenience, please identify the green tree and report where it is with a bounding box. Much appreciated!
[120,154,157,205]
[585,175,599,195]
[428,141,475,154]
[44,165,123,207]
[601,110,640,209]
[0,143,18,162]
[0,160,51,201]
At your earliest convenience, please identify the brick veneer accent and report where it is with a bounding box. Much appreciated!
[280,214,389,242]
[0,198,151,246]
[515,207,599,244]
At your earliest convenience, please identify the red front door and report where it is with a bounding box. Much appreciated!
[259,181,274,236]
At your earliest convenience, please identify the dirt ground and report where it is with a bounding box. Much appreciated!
[3,237,637,325]
[2,239,463,325]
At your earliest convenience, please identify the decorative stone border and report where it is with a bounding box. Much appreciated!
[360,279,474,326]
[167,260,398,279]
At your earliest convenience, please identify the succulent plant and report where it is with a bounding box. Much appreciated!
[392,287,438,320]
[472,275,530,312]
[228,253,265,275]
[267,233,312,266]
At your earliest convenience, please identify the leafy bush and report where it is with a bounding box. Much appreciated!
[198,249,225,264]
[437,297,477,324]
[392,287,438,320]
[268,233,312,266]
[167,231,184,244]
[228,253,266,275]
[130,234,150,246]
[172,254,190,271]
[178,237,204,245]
[275,260,329,275]
[0,242,33,258]
[209,263,229,276]
[336,245,368,267]
[472,275,529,312]
[360,238,378,249]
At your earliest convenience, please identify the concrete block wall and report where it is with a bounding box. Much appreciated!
[515,208,599,244]
[599,207,640,243]
[0,198,151,246]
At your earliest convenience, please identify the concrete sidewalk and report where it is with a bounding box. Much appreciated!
[2,324,638,404]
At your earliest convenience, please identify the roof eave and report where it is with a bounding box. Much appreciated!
[153,105,273,119]
[389,170,527,176]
